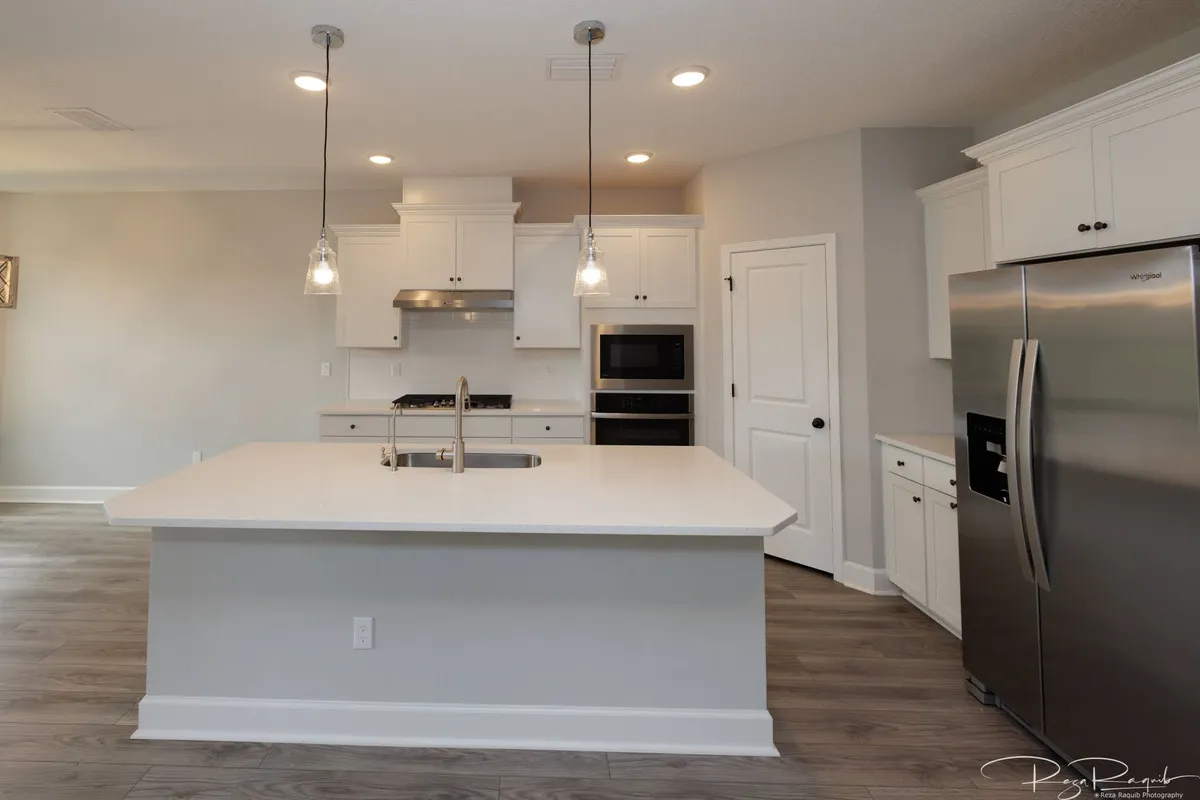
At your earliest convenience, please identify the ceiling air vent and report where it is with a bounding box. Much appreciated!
[47,107,132,131]
[546,54,621,81]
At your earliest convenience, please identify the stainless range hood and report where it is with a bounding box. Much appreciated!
[392,290,514,311]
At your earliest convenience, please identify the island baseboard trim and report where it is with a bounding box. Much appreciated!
[840,560,901,596]
[134,695,779,756]
[0,485,135,504]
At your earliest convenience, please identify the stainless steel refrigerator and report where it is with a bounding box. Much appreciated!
[950,243,1200,774]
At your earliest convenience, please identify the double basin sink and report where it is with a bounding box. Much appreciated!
[381,451,542,470]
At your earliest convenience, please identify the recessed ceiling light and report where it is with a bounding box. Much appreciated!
[368,154,394,165]
[291,70,327,91]
[625,152,653,164]
[670,67,709,88]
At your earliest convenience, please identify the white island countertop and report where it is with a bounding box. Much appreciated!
[318,399,586,416]
[106,442,797,537]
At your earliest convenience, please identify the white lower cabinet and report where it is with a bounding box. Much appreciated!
[318,413,588,447]
[880,441,961,637]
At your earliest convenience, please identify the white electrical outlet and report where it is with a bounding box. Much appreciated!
[192,451,202,465]
[390,363,402,377]
[353,617,374,650]
[545,362,556,377]
[320,361,331,377]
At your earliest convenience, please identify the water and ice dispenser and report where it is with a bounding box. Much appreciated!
[966,413,1010,504]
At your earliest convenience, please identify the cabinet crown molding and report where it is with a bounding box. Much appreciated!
[515,223,578,236]
[965,52,1200,164]
[329,224,403,237]
[572,214,704,229]
[916,167,987,202]
[392,202,522,218]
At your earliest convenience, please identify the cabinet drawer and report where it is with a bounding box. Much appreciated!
[923,458,958,498]
[392,416,513,439]
[319,416,390,438]
[512,416,585,439]
[882,444,923,484]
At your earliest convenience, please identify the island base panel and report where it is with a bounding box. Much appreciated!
[139,527,775,756]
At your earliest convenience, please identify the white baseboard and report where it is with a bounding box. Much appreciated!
[840,560,901,596]
[0,486,134,504]
[135,695,779,757]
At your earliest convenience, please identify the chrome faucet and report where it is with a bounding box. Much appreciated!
[438,375,470,473]
[388,400,402,471]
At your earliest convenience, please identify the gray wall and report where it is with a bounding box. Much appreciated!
[687,128,972,569]
[685,130,872,565]
[513,185,685,223]
[976,24,1200,142]
[860,128,974,565]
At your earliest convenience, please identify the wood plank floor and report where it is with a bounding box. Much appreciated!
[0,503,1054,799]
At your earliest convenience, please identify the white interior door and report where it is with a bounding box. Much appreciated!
[730,243,835,573]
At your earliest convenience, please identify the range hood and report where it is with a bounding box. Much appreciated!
[392,290,513,311]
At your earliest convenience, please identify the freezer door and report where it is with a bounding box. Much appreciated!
[949,267,1043,732]
[1026,245,1200,775]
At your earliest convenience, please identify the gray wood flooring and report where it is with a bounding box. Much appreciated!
[0,503,1053,799]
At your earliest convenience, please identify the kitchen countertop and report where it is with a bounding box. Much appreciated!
[875,434,955,464]
[105,442,797,537]
[318,399,586,417]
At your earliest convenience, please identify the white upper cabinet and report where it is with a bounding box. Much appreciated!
[640,228,697,308]
[393,203,520,291]
[331,227,404,348]
[968,54,1200,262]
[576,217,702,309]
[1093,82,1200,249]
[918,169,993,360]
[987,128,1097,262]
[513,225,581,349]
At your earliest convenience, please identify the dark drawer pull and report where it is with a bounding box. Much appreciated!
[897,460,905,467]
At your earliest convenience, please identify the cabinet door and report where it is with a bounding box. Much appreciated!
[334,236,403,348]
[513,233,581,348]
[457,215,514,290]
[582,228,641,308]
[989,128,1097,262]
[925,183,991,359]
[399,215,457,289]
[1093,83,1200,249]
[639,228,697,308]
[883,471,927,602]
[924,488,961,635]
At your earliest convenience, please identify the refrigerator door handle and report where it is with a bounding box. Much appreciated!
[1018,338,1051,591]
[1006,339,1036,584]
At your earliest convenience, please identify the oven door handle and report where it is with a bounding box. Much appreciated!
[590,413,695,420]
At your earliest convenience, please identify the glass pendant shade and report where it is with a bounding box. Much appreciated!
[304,236,341,295]
[573,230,609,297]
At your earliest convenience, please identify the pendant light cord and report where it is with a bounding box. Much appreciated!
[321,33,331,235]
[587,30,593,231]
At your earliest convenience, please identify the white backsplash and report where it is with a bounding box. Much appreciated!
[348,312,586,400]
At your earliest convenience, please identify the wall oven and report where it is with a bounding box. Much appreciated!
[591,325,694,390]
[591,393,694,447]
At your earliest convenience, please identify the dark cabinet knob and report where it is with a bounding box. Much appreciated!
[642,295,647,300]
[950,501,958,510]
[1095,221,1109,230]
[812,418,825,429]
[393,335,398,341]
[457,276,462,282]
[897,460,905,467]
[950,478,957,486]
[1078,223,1093,232]
[634,295,641,300]
[515,335,521,341]
[912,495,922,503]
[349,424,356,430]
[545,425,551,431]
[450,277,455,282]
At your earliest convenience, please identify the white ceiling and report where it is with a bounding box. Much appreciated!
[3,0,1199,192]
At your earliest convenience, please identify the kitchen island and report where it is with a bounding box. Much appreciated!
[105,442,796,756]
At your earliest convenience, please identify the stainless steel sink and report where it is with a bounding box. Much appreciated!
[381,451,542,470]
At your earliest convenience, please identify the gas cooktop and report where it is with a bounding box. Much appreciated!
[393,394,513,410]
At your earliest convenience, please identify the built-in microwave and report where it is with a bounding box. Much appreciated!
[591,325,694,390]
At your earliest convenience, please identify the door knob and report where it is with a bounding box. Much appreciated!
[1095,221,1109,230]
[1078,223,1093,232]
[812,418,826,429]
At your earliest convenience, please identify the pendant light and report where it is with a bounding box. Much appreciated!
[572,21,610,297]
[304,25,344,295]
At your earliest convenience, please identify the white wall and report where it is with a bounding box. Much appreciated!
[0,189,404,488]
[976,24,1200,141]
[347,312,584,401]
[514,185,684,223]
